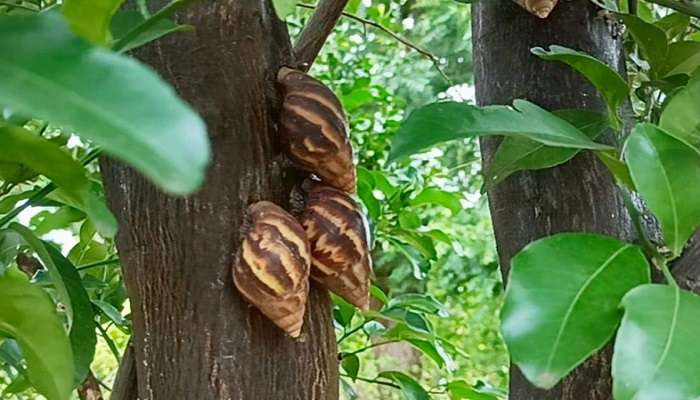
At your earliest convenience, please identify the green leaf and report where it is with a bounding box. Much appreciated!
[3,373,31,395]
[0,268,73,400]
[618,14,668,77]
[378,371,431,400]
[332,294,356,328]
[624,124,700,256]
[532,46,629,115]
[110,10,192,53]
[484,110,609,186]
[341,353,360,380]
[654,13,690,40]
[407,339,454,371]
[62,0,125,44]
[32,207,85,236]
[272,0,296,20]
[662,41,700,77]
[388,100,610,162]
[340,378,358,400]
[660,75,700,149]
[93,300,126,326]
[0,13,210,194]
[9,224,97,384]
[594,150,635,190]
[501,233,650,389]
[388,293,447,316]
[409,187,462,215]
[446,380,500,400]
[0,126,88,194]
[613,285,700,400]
[392,230,437,261]
[370,284,389,306]
[0,229,22,275]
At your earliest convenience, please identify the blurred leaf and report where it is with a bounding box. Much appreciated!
[0,229,22,275]
[332,294,356,328]
[49,185,117,238]
[660,75,700,149]
[0,13,210,194]
[32,207,85,236]
[340,378,358,400]
[370,284,389,306]
[618,14,668,76]
[407,338,455,371]
[613,285,700,400]
[271,0,296,19]
[10,224,97,384]
[3,373,30,395]
[624,124,700,256]
[502,233,650,389]
[0,190,34,214]
[68,240,108,265]
[93,299,126,326]
[654,13,690,40]
[392,229,437,261]
[357,180,381,221]
[110,10,192,53]
[0,268,73,400]
[341,353,360,380]
[532,46,629,115]
[447,380,500,400]
[662,41,700,77]
[399,210,422,229]
[483,110,608,186]
[388,293,447,316]
[378,371,431,400]
[62,0,125,44]
[388,100,610,162]
[409,187,462,215]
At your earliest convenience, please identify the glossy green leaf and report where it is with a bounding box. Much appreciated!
[660,75,700,149]
[594,150,635,190]
[484,110,608,186]
[272,0,296,19]
[446,380,500,400]
[501,233,650,389]
[618,14,668,76]
[62,0,125,44]
[662,41,700,77]
[379,371,431,400]
[341,354,360,380]
[110,10,192,53]
[624,124,700,256]
[370,284,389,306]
[613,285,700,400]
[409,187,462,215]
[388,293,447,316]
[0,13,210,194]
[388,100,610,162]
[93,300,126,326]
[654,13,690,40]
[532,46,629,115]
[407,338,454,371]
[0,268,73,400]
[10,224,96,384]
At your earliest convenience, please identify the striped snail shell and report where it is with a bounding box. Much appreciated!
[233,201,310,337]
[299,184,372,310]
[514,0,557,18]
[277,67,357,194]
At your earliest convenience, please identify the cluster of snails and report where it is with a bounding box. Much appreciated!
[232,67,372,337]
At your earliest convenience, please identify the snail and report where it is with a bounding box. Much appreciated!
[514,0,557,18]
[277,67,357,194]
[233,201,310,337]
[299,183,372,310]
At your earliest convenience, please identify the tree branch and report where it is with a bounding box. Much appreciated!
[110,341,138,400]
[672,229,700,293]
[294,0,350,70]
[296,3,451,84]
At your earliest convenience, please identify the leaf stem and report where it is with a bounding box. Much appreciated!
[96,323,121,363]
[76,257,120,271]
[338,318,372,343]
[112,0,199,52]
[340,374,401,389]
[340,340,400,359]
[620,189,678,286]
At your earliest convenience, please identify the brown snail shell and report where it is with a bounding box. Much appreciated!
[299,184,372,310]
[233,201,310,337]
[514,0,557,18]
[277,67,357,194]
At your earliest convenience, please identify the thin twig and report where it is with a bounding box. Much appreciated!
[76,257,121,271]
[340,340,400,358]
[340,374,401,390]
[296,3,452,84]
[338,318,373,343]
[294,0,351,69]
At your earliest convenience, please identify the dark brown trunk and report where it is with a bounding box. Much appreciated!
[100,1,338,399]
[473,1,631,399]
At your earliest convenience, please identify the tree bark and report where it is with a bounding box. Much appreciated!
[473,1,631,399]
[100,1,338,399]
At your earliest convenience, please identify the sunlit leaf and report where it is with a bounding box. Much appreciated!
[378,371,430,400]
[62,0,125,44]
[502,233,650,389]
[272,0,296,19]
[613,285,700,400]
[409,187,462,216]
[624,124,700,256]
[660,75,700,149]
[446,380,500,400]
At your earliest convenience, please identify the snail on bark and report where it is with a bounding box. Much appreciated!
[233,201,310,337]
[277,67,357,194]
[299,183,372,310]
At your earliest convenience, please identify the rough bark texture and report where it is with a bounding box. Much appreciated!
[100,1,338,399]
[473,1,631,399]
[674,231,700,293]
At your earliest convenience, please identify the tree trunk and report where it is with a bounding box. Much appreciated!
[100,1,338,399]
[473,1,631,399]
